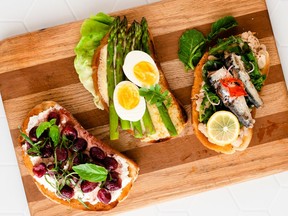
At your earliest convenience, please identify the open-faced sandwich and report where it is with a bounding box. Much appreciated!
[178,16,269,154]
[74,13,187,142]
[19,101,139,211]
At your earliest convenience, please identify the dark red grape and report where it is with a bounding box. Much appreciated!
[92,160,104,167]
[105,172,122,191]
[97,188,111,204]
[29,126,38,142]
[73,153,90,165]
[81,180,99,193]
[56,147,68,162]
[41,142,53,158]
[47,111,60,125]
[90,147,105,161]
[103,157,118,171]
[72,155,81,165]
[60,185,74,199]
[47,163,55,170]
[33,163,47,178]
[81,153,90,164]
[71,138,87,152]
[61,125,77,140]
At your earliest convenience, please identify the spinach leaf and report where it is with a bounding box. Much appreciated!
[178,29,206,70]
[72,163,108,182]
[178,16,238,71]
[207,16,238,41]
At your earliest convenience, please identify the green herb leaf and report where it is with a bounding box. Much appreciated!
[139,84,172,108]
[49,125,60,146]
[208,36,241,55]
[49,118,57,125]
[19,128,34,145]
[36,122,51,138]
[178,16,238,70]
[178,29,206,70]
[207,16,238,41]
[72,163,108,182]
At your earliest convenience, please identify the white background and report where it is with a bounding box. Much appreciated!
[0,0,287,215]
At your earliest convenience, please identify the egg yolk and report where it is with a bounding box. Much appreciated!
[117,84,140,110]
[133,61,157,86]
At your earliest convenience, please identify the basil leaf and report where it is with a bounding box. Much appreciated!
[178,29,206,70]
[36,122,51,138]
[49,118,56,125]
[207,16,238,41]
[72,163,108,182]
[49,125,60,146]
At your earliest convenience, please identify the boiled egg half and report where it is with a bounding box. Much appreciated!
[113,81,146,122]
[123,50,159,88]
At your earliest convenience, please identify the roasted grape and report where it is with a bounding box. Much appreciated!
[29,126,38,142]
[103,156,118,171]
[41,142,53,158]
[104,172,122,191]
[61,125,77,140]
[55,147,68,162]
[71,138,87,152]
[33,163,47,178]
[97,188,111,204]
[60,185,74,199]
[81,180,99,193]
[47,111,60,125]
[90,147,105,161]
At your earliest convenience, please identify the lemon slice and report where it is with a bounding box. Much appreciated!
[207,111,240,146]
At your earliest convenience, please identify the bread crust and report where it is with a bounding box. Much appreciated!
[91,26,187,142]
[192,47,269,154]
[19,101,139,211]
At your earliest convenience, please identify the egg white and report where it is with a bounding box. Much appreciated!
[123,50,159,88]
[113,81,146,122]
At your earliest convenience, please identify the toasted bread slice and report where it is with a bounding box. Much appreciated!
[191,33,269,154]
[19,101,139,211]
[92,26,187,142]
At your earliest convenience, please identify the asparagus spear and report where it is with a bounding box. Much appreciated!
[141,17,150,54]
[124,22,135,56]
[139,17,157,135]
[107,17,120,140]
[140,17,177,137]
[129,21,144,138]
[115,17,131,130]
[157,104,177,136]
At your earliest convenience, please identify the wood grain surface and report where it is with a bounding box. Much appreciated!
[1,0,288,215]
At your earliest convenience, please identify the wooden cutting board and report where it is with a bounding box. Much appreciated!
[1,0,288,215]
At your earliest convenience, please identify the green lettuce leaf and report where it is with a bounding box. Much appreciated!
[74,12,114,109]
